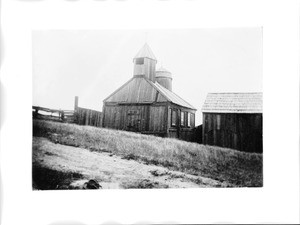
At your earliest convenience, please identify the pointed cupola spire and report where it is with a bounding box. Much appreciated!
[133,43,157,82]
[134,43,157,61]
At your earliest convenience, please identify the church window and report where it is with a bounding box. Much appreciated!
[171,109,177,126]
[187,113,191,127]
[181,111,185,126]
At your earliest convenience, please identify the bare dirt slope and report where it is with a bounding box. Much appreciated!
[33,137,227,189]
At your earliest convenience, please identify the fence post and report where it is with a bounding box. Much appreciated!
[74,96,79,111]
[74,96,79,124]
[61,110,65,122]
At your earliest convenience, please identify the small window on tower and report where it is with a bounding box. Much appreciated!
[135,58,144,65]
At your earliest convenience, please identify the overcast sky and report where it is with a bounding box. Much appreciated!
[33,28,262,125]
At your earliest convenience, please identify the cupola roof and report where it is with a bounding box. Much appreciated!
[134,43,157,61]
[156,66,172,79]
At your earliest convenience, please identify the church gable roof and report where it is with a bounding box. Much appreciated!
[104,77,196,110]
[134,43,157,61]
[103,77,167,103]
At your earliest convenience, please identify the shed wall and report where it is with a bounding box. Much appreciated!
[203,113,262,153]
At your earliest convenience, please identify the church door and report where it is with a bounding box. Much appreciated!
[127,109,141,132]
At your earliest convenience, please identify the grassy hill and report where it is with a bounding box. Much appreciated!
[33,119,263,187]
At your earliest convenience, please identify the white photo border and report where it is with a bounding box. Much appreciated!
[0,0,299,224]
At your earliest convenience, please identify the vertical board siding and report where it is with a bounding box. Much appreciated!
[142,58,156,82]
[203,113,262,153]
[103,104,151,132]
[103,104,167,134]
[149,106,166,132]
[105,78,167,103]
[75,107,103,127]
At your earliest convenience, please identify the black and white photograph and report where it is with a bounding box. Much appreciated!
[32,29,263,190]
[1,0,299,224]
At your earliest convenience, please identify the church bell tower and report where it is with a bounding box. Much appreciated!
[133,43,157,82]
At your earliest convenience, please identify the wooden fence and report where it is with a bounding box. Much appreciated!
[33,96,103,127]
[32,106,75,123]
[74,107,103,127]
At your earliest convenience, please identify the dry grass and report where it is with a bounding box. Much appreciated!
[33,119,263,187]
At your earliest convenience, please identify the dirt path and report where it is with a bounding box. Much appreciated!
[33,137,225,189]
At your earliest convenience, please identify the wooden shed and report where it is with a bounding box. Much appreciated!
[202,93,263,153]
[102,43,196,141]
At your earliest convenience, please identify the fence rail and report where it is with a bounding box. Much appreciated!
[33,98,103,128]
[32,106,75,123]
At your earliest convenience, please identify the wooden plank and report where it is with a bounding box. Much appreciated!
[202,112,262,153]
[105,77,158,103]
[74,106,103,127]
[74,96,78,111]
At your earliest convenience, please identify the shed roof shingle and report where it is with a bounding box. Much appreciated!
[202,92,262,113]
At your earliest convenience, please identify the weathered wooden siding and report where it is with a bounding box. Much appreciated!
[192,125,203,144]
[144,58,156,82]
[203,113,262,153]
[75,107,103,127]
[179,129,194,142]
[104,77,166,103]
[103,104,167,134]
[103,101,196,141]
[133,58,156,81]
[168,130,178,139]
[166,103,196,141]
[168,128,195,141]
[149,105,167,132]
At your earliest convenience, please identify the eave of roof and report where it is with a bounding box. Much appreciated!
[148,80,196,110]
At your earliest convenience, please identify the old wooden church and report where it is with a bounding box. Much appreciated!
[102,43,196,141]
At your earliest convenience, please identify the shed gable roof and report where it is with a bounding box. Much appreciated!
[202,92,262,113]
